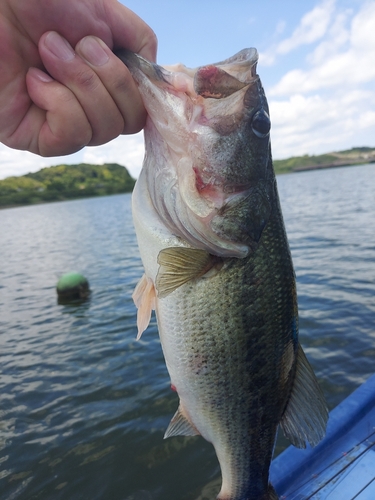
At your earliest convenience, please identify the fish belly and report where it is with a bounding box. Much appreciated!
[155,203,297,500]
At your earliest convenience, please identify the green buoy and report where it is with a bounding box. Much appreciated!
[56,272,90,301]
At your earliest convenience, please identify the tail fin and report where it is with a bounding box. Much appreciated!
[280,343,328,448]
[267,484,279,500]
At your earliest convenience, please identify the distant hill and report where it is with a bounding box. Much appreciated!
[0,163,135,208]
[273,147,375,175]
[1,147,374,208]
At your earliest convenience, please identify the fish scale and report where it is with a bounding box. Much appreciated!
[116,47,328,500]
[155,200,296,499]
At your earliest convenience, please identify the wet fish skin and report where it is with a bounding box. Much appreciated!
[156,197,295,500]
[116,48,328,500]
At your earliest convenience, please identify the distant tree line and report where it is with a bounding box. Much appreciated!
[273,147,375,174]
[1,147,374,208]
[0,163,136,207]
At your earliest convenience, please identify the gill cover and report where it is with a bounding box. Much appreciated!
[116,49,274,258]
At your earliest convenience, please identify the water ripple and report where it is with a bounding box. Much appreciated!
[0,166,374,499]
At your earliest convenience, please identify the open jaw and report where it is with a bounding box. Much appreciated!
[162,48,259,99]
[118,48,269,258]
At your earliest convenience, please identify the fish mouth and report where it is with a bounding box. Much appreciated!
[116,48,270,258]
[163,48,259,100]
[116,48,259,101]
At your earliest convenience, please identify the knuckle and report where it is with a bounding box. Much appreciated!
[41,126,92,156]
[89,115,124,146]
[112,72,133,96]
[64,114,93,146]
[74,69,99,92]
[122,108,147,135]
[47,107,92,153]
[71,127,92,149]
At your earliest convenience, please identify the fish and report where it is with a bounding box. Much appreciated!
[116,48,328,500]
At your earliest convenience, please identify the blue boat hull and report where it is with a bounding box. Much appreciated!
[270,374,375,499]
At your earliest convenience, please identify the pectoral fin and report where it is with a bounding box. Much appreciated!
[132,274,156,340]
[164,403,200,439]
[156,247,221,298]
[280,344,328,448]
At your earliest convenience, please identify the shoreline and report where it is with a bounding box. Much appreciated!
[291,159,375,173]
[0,191,132,211]
[1,160,374,210]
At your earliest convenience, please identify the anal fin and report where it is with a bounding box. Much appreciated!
[132,274,156,340]
[280,343,328,448]
[164,403,200,439]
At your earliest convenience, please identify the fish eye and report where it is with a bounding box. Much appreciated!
[251,108,271,138]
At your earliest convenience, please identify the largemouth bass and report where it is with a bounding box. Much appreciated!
[116,48,328,500]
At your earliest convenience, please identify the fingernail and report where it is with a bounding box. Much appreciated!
[29,68,54,83]
[45,31,75,61]
[79,37,109,66]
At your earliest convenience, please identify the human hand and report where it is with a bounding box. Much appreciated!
[0,0,157,157]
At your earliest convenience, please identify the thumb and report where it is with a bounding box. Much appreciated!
[104,2,157,61]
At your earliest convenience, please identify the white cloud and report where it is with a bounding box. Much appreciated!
[277,0,336,54]
[246,16,256,26]
[265,1,375,159]
[82,132,145,179]
[260,0,337,66]
[275,20,287,37]
[0,144,84,180]
[270,2,375,96]
[358,110,375,129]
[307,9,351,66]
[0,133,145,181]
[269,88,375,159]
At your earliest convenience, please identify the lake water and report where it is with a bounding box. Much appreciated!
[0,163,374,500]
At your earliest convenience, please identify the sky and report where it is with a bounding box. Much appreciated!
[1,0,374,180]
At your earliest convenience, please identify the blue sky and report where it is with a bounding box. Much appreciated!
[1,0,374,179]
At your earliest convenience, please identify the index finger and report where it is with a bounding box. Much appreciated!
[105,3,157,62]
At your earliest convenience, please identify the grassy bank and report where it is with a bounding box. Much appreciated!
[0,163,135,208]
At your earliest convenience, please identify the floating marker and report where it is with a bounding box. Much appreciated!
[56,272,90,301]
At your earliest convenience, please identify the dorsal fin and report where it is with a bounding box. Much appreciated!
[156,247,221,298]
[280,344,328,448]
[164,404,200,439]
[132,274,156,340]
